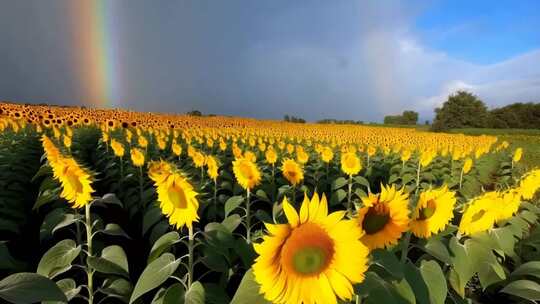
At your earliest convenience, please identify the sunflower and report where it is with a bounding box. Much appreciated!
[265,147,278,165]
[172,141,182,156]
[420,149,435,168]
[192,151,206,168]
[519,169,540,200]
[513,147,523,163]
[410,186,456,238]
[321,147,334,163]
[138,135,148,148]
[495,189,521,222]
[281,158,304,186]
[340,152,361,176]
[130,147,145,167]
[296,149,309,165]
[155,170,199,229]
[253,193,368,304]
[148,160,173,184]
[110,139,125,157]
[54,157,95,209]
[206,155,219,181]
[41,135,62,165]
[232,157,261,191]
[63,135,72,149]
[458,192,498,236]
[462,158,473,174]
[356,184,409,250]
[244,150,257,163]
[401,149,411,163]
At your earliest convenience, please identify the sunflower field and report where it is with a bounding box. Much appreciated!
[1,102,540,304]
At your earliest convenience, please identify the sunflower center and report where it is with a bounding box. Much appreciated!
[168,182,188,209]
[363,203,390,234]
[471,209,486,222]
[282,223,334,277]
[292,247,327,275]
[418,199,437,220]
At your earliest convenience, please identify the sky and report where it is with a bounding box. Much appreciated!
[0,0,539,122]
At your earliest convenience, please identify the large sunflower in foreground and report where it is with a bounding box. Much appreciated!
[42,135,94,208]
[356,184,409,250]
[410,186,456,238]
[55,157,95,209]
[495,189,521,222]
[458,192,497,236]
[253,193,368,304]
[155,168,199,229]
[232,157,261,191]
[281,158,304,186]
[519,169,540,200]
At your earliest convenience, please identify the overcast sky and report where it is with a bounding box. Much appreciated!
[1,0,539,122]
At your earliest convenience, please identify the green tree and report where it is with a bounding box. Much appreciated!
[431,91,488,131]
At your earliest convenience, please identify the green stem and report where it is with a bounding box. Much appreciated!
[139,166,144,204]
[246,189,251,244]
[347,175,353,214]
[459,168,464,190]
[188,226,194,287]
[415,160,421,195]
[119,156,124,194]
[85,203,94,304]
[400,232,411,264]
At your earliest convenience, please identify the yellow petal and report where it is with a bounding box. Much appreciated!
[282,197,299,227]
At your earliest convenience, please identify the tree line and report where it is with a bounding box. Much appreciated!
[431,91,540,131]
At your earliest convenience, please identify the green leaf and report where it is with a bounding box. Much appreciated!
[371,249,403,279]
[222,214,242,233]
[148,231,180,264]
[448,237,473,297]
[100,193,124,207]
[511,261,540,279]
[331,177,348,190]
[224,196,244,218]
[500,280,540,301]
[51,214,81,234]
[403,262,430,304]
[37,239,81,279]
[0,273,67,304]
[185,281,205,304]
[423,238,451,264]
[33,188,60,210]
[102,223,132,239]
[129,253,180,304]
[353,176,370,188]
[419,260,447,304]
[40,208,66,242]
[231,269,270,304]
[43,278,81,304]
[143,206,163,235]
[100,278,133,303]
[329,189,347,206]
[392,279,416,304]
[155,283,185,304]
[87,245,130,278]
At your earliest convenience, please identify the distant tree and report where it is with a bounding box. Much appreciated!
[488,102,540,129]
[284,115,305,123]
[402,111,418,124]
[431,91,488,131]
[186,110,202,116]
[425,120,430,125]
[383,110,418,125]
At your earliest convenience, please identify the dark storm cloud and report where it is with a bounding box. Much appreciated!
[1,0,539,122]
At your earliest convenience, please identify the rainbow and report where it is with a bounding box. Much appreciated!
[69,0,119,108]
